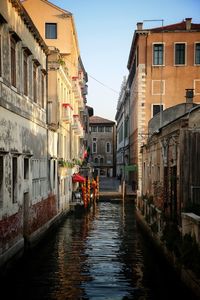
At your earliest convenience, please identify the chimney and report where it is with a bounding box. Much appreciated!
[185,18,192,30]
[137,22,143,30]
[185,89,194,104]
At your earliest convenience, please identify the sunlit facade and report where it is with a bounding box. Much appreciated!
[23,0,88,212]
[127,18,200,196]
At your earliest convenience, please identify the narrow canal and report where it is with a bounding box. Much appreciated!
[1,201,197,300]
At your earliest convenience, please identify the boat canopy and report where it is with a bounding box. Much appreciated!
[72,173,86,183]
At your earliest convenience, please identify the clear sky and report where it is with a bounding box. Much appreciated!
[51,0,200,121]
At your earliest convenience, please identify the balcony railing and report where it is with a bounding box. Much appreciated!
[72,77,84,109]
[62,103,73,123]
[71,114,84,137]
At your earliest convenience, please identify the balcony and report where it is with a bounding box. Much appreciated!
[62,103,73,123]
[72,77,84,109]
[71,114,84,137]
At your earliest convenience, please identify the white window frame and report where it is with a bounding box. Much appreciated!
[151,103,165,118]
[152,42,165,66]
[174,42,187,66]
[194,79,200,95]
[194,42,200,66]
[152,80,165,95]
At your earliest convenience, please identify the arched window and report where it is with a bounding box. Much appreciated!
[92,142,97,153]
[100,157,104,164]
[106,142,111,153]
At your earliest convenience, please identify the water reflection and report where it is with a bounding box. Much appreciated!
[1,201,197,300]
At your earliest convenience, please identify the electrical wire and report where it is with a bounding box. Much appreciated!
[88,74,119,94]
[62,55,119,95]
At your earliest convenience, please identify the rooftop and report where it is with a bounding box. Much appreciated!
[89,115,115,125]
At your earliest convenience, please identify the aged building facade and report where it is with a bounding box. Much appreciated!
[23,0,88,212]
[140,91,199,226]
[89,116,116,177]
[0,0,51,267]
[138,95,200,294]
[126,18,200,195]
[115,77,131,182]
[0,0,88,269]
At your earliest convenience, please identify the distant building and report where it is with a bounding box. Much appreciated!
[89,116,116,177]
[124,18,200,195]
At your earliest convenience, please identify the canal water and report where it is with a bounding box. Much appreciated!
[1,201,197,300]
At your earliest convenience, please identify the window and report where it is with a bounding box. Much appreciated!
[94,157,98,164]
[152,104,163,117]
[105,126,112,132]
[194,80,200,95]
[152,80,165,95]
[124,118,129,138]
[175,43,186,65]
[98,126,104,132]
[106,142,111,153]
[92,142,97,153]
[0,156,3,208]
[41,73,45,108]
[45,23,57,39]
[23,52,28,96]
[153,43,164,65]
[24,158,29,179]
[33,64,37,102]
[118,123,123,143]
[53,160,56,189]
[100,157,104,164]
[195,43,200,65]
[91,126,97,132]
[10,37,16,87]
[12,157,17,203]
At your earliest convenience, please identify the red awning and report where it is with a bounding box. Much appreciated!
[72,173,86,183]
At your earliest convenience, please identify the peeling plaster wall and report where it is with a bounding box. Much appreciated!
[0,0,59,267]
